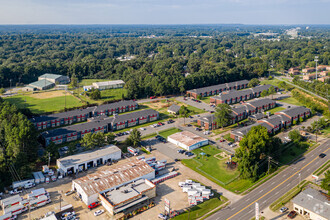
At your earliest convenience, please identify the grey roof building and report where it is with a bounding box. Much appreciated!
[38,73,70,84]
[28,79,55,90]
[292,188,330,220]
[168,104,181,114]
[276,106,311,119]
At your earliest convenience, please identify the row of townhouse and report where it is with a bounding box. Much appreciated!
[210,84,278,105]
[197,98,276,130]
[41,109,159,146]
[230,106,311,142]
[186,80,249,99]
[31,100,138,130]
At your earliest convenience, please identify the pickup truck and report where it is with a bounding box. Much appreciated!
[9,189,23,195]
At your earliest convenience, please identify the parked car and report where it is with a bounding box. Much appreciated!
[177,149,183,153]
[187,124,192,127]
[65,190,75,196]
[88,202,100,210]
[189,116,193,118]
[24,182,35,189]
[10,189,23,195]
[280,207,288,213]
[94,210,104,216]
[139,127,146,131]
[187,152,194,157]
[150,96,156,99]
[45,211,55,217]
[158,213,168,220]
[228,142,233,146]
[287,211,297,219]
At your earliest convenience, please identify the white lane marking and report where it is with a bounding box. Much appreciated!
[248,209,253,213]
[275,192,279,195]
[246,198,250,202]
[287,183,290,187]
[307,168,311,172]
[271,182,275,185]
[283,174,286,177]
[232,207,236,210]
[262,200,267,204]
[260,190,263,193]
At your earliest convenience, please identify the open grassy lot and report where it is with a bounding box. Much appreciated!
[4,91,84,114]
[260,78,282,87]
[278,141,315,165]
[280,97,304,106]
[182,145,240,185]
[201,96,211,104]
[142,128,182,140]
[266,106,285,114]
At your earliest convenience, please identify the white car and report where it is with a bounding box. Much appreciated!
[280,207,288,213]
[94,209,104,216]
[9,189,22,195]
[140,127,146,131]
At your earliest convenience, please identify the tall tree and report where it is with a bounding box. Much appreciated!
[80,133,95,149]
[126,128,141,147]
[179,105,190,125]
[321,170,330,195]
[248,78,260,88]
[235,126,276,181]
[215,103,232,129]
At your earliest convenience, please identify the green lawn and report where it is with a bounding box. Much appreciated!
[266,107,285,114]
[201,96,211,104]
[278,142,311,165]
[4,94,84,114]
[260,78,282,87]
[142,128,182,140]
[280,97,304,106]
[182,145,240,185]
[173,185,228,220]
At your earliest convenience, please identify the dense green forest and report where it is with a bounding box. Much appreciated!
[0,25,329,99]
[0,98,38,189]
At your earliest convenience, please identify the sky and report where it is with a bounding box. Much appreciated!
[0,0,329,25]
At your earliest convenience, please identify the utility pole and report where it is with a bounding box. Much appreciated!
[298,173,301,188]
[315,56,318,80]
[48,152,51,167]
[267,156,272,175]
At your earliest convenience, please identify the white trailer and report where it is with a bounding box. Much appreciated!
[0,195,22,210]
[127,147,139,156]
[143,157,156,164]
[28,188,49,199]
[0,213,16,220]
[32,172,40,184]
[187,189,198,196]
[182,186,191,192]
[4,204,27,215]
[12,179,35,189]
[37,172,45,183]
[155,163,166,171]
[29,195,51,210]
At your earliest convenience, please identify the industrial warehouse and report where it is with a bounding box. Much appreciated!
[71,159,155,206]
[31,100,138,130]
[56,145,122,175]
[167,131,209,151]
[41,109,159,146]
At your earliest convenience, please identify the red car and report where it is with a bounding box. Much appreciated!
[287,211,297,219]
[88,202,100,210]
[150,96,156,99]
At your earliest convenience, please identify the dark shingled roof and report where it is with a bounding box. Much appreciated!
[213,89,252,101]
[187,80,249,94]
[276,106,310,118]
[168,104,181,113]
[231,122,273,138]
[31,100,137,123]
[112,109,158,124]
[245,98,274,108]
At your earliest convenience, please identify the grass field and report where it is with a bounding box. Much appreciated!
[280,97,304,106]
[278,142,312,165]
[5,91,84,114]
[201,96,211,104]
[266,106,285,114]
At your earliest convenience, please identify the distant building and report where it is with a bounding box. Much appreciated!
[38,73,70,85]
[303,73,317,81]
[318,76,330,82]
[72,159,155,205]
[167,104,181,115]
[167,131,208,151]
[292,188,329,220]
[186,80,249,99]
[23,73,70,91]
[302,68,315,74]
[24,79,55,91]
[100,179,156,215]
[57,145,122,175]
[92,80,125,91]
[289,67,300,75]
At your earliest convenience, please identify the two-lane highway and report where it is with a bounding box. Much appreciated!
[206,139,330,220]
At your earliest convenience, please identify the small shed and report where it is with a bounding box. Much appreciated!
[167,104,181,115]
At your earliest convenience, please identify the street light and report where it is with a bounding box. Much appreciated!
[298,173,301,188]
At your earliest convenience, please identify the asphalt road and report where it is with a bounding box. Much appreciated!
[206,139,330,220]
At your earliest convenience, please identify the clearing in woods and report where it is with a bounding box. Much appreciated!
[29,90,68,99]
